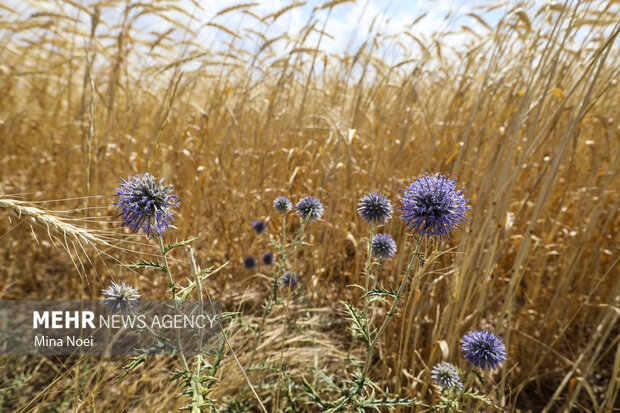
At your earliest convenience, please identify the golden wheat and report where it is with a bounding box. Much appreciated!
[0,198,109,248]
[0,0,618,411]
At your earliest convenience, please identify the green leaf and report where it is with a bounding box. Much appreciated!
[163,237,198,254]
[341,301,369,344]
[177,261,229,299]
[359,394,425,409]
[416,253,425,267]
[463,390,499,408]
[302,375,333,410]
[364,287,399,304]
[472,368,486,386]
[116,355,147,381]
[126,260,167,272]
[312,367,340,391]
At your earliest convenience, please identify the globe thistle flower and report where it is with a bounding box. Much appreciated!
[295,196,324,222]
[358,192,393,224]
[101,281,140,315]
[252,220,266,234]
[262,252,274,265]
[431,362,463,391]
[280,272,299,288]
[371,233,397,259]
[113,173,179,236]
[399,173,470,238]
[244,256,257,269]
[273,196,292,214]
[461,329,507,370]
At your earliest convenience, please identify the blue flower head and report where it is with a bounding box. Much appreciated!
[113,173,179,235]
[280,272,299,288]
[358,192,393,224]
[101,281,140,315]
[262,252,274,265]
[295,196,324,222]
[371,233,397,260]
[244,256,257,269]
[273,196,292,214]
[461,329,507,370]
[252,220,266,234]
[431,362,463,391]
[399,173,470,238]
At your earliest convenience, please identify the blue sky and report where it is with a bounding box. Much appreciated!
[1,0,537,69]
[3,0,506,53]
[5,0,615,60]
[180,0,504,56]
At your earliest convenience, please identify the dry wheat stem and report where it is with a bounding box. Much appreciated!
[0,198,109,248]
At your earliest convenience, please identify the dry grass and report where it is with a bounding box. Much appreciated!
[0,0,618,411]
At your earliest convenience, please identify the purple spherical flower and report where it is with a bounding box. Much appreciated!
[295,196,324,222]
[371,233,397,259]
[113,173,179,235]
[461,329,507,370]
[280,272,299,288]
[273,196,293,214]
[358,192,393,224]
[262,252,274,265]
[102,281,140,315]
[252,220,266,234]
[244,256,258,269]
[431,362,463,391]
[399,173,470,238]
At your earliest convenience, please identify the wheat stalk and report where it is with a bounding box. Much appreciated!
[0,198,109,249]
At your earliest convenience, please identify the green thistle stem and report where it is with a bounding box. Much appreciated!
[186,247,205,413]
[359,236,423,389]
[274,215,310,409]
[248,212,288,368]
[362,224,377,354]
[158,235,177,297]
[157,235,189,370]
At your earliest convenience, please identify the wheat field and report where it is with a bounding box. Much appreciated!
[0,0,618,412]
